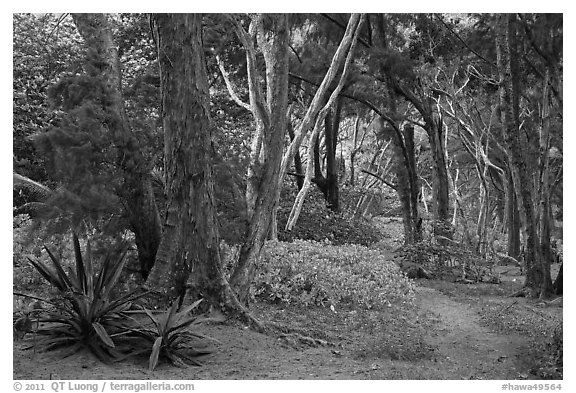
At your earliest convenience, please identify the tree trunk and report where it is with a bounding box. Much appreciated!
[144,16,264,330]
[496,14,551,298]
[228,14,290,305]
[279,14,363,188]
[145,13,215,299]
[313,131,328,196]
[324,99,341,212]
[369,14,422,244]
[287,117,304,190]
[404,124,423,243]
[71,14,161,280]
[426,115,452,239]
[553,262,562,295]
[506,167,522,261]
[284,15,365,232]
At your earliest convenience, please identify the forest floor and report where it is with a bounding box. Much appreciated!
[13,264,562,381]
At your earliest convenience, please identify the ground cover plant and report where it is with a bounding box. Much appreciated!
[254,240,415,310]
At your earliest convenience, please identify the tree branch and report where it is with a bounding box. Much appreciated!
[215,54,251,111]
[434,14,497,68]
[360,169,397,190]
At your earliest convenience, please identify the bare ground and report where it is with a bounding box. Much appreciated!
[13,274,562,380]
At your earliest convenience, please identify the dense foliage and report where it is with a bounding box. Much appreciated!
[252,240,415,310]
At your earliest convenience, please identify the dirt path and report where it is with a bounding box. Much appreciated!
[13,284,536,380]
[415,286,530,379]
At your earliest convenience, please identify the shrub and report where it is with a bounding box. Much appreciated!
[126,298,216,371]
[24,234,148,361]
[253,240,414,310]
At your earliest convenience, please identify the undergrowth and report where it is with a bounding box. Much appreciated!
[250,240,414,310]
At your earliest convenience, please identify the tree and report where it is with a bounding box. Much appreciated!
[32,14,163,279]
[282,14,365,231]
[145,14,261,328]
[13,14,84,208]
[495,14,554,298]
[223,14,291,304]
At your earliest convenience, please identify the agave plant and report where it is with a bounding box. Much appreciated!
[26,234,148,361]
[127,298,219,371]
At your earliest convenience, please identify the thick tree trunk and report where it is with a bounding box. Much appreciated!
[229,14,290,304]
[146,13,216,299]
[71,14,161,280]
[144,14,264,330]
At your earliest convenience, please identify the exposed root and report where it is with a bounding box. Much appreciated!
[263,321,336,348]
[215,282,266,333]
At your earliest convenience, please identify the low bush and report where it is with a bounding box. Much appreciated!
[253,240,414,310]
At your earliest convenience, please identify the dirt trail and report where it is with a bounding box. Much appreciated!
[415,286,530,379]
[13,284,535,380]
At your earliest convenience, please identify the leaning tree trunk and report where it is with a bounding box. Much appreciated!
[228,14,290,305]
[71,14,162,280]
[553,262,562,295]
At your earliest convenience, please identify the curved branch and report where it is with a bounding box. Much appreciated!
[360,169,397,190]
[215,54,251,111]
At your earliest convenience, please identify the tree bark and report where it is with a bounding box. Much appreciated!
[426,114,452,239]
[145,13,216,299]
[285,15,365,231]
[496,14,552,298]
[506,165,522,261]
[143,15,265,330]
[71,14,161,280]
[324,99,342,211]
[287,116,304,190]
[228,14,290,304]
[279,14,363,187]
[553,262,562,295]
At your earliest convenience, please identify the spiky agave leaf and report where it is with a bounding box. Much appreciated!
[27,257,67,291]
[92,322,115,348]
[42,246,75,291]
[72,234,87,293]
[149,336,163,371]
